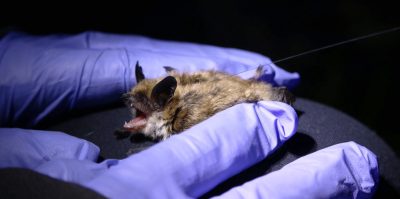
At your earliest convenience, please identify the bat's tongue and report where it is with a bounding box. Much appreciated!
[123,113,147,130]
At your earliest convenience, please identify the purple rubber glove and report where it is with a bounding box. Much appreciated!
[214,142,378,199]
[0,32,299,127]
[0,101,298,196]
[0,105,378,199]
[83,101,297,198]
[0,128,99,169]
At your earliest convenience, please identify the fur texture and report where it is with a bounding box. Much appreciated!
[117,62,295,140]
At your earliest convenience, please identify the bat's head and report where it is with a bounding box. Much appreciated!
[121,62,177,133]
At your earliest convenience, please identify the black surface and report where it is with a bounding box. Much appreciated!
[46,98,400,198]
[0,168,105,199]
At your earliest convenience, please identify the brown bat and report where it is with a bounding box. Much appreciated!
[116,61,295,141]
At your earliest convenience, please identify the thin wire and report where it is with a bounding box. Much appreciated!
[272,26,400,64]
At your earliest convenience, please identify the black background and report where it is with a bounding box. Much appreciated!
[1,1,399,154]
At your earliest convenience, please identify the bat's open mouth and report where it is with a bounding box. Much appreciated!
[123,110,147,131]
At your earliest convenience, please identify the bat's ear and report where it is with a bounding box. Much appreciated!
[253,65,264,80]
[151,76,177,109]
[163,66,178,75]
[135,61,145,83]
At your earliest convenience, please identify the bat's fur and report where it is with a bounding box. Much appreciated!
[116,62,295,140]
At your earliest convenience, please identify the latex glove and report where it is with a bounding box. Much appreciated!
[0,128,99,169]
[0,128,108,184]
[214,141,378,199]
[0,105,378,198]
[0,101,298,197]
[0,31,299,127]
[83,101,297,198]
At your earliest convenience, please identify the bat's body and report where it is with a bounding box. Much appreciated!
[118,62,294,140]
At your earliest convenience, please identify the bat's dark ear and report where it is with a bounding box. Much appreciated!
[253,65,264,80]
[163,66,177,75]
[151,76,177,109]
[163,66,176,72]
[135,61,145,83]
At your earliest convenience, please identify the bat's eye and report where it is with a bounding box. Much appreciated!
[122,93,134,107]
[122,92,148,109]
[122,93,130,101]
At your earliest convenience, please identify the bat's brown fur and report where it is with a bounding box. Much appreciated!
[118,63,295,140]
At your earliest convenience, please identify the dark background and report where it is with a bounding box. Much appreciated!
[1,1,399,153]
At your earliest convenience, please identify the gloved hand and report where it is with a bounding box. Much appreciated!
[0,32,378,198]
[0,31,299,127]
